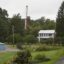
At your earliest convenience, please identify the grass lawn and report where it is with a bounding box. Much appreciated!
[0,52,17,64]
[23,44,64,64]
[0,44,64,64]
[31,48,64,64]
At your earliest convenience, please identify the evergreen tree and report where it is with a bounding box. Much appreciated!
[0,8,9,42]
[55,1,64,45]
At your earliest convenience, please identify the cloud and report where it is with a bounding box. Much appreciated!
[0,0,63,20]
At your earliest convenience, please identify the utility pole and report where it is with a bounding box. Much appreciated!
[25,5,28,30]
[12,25,14,47]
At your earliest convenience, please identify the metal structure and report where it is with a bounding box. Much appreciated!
[25,5,28,30]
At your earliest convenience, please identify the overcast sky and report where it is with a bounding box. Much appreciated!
[0,0,63,20]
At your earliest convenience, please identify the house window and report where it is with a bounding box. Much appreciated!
[46,34,48,36]
[49,34,52,36]
[40,33,42,36]
[43,33,46,36]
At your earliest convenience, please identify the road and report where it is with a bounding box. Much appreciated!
[55,57,64,64]
[0,47,20,52]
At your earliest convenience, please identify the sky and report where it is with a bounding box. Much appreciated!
[0,0,63,20]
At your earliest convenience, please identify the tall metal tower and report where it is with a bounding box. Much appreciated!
[25,5,28,30]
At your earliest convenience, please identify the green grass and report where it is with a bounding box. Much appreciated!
[23,44,64,64]
[42,49,64,64]
[31,48,64,64]
[0,52,17,64]
[0,44,63,64]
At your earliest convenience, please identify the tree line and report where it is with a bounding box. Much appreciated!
[0,8,56,44]
[1,0,64,45]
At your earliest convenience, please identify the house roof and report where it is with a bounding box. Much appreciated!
[39,30,55,33]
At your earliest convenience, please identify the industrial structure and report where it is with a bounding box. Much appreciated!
[25,5,30,30]
[25,5,28,30]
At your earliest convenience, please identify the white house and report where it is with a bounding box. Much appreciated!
[37,30,55,42]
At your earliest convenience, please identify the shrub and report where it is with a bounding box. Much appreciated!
[35,54,50,62]
[35,44,60,51]
[12,50,32,64]
[35,45,50,51]
[16,42,23,49]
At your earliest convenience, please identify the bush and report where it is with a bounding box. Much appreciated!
[35,45,60,51]
[12,50,32,64]
[16,42,23,49]
[35,54,50,62]
[40,39,53,45]
[35,45,51,51]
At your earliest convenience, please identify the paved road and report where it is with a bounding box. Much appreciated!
[0,47,20,52]
[55,57,64,64]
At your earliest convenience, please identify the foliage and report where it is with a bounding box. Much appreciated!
[10,14,24,35]
[0,52,16,64]
[55,1,64,45]
[13,50,32,64]
[16,43,23,50]
[35,46,50,51]
[43,19,55,30]
[40,38,53,44]
[32,48,64,64]
[23,34,38,44]
[34,54,50,62]
[0,8,9,42]
[0,7,56,44]
[6,33,22,44]
[29,18,55,37]
[35,44,60,51]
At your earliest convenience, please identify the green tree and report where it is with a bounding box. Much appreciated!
[29,22,41,36]
[55,1,64,45]
[0,8,9,42]
[29,18,55,37]
[23,35,37,44]
[43,19,55,30]
[10,14,24,35]
[6,33,22,44]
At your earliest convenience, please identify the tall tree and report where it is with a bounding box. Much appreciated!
[55,1,64,45]
[0,8,9,42]
[10,14,24,35]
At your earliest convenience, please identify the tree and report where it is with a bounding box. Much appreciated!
[10,14,24,35]
[29,22,41,37]
[55,1,64,45]
[23,35,37,44]
[27,17,55,41]
[43,19,55,30]
[0,8,9,42]
[6,33,22,44]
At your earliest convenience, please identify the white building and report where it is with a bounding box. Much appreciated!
[38,30,55,42]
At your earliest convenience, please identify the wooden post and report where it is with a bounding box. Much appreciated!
[12,25,14,47]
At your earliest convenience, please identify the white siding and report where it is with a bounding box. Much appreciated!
[38,30,55,42]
